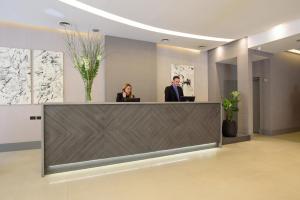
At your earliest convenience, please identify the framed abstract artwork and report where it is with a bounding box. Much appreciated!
[171,64,195,96]
[33,50,63,104]
[0,47,31,104]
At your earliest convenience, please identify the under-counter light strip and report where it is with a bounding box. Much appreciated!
[57,0,233,42]
[48,147,218,184]
[288,49,300,55]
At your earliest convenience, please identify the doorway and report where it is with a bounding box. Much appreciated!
[253,77,260,133]
[217,58,238,122]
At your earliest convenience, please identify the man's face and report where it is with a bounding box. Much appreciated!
[173,78,180,87]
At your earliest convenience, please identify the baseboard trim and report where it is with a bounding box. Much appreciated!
[261,128,300,136]
[260,129,273,135]
[222,135,251,145]
[0,141,41,152]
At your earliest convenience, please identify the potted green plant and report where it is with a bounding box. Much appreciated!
[63,28,104,102]
[222,91,240,137]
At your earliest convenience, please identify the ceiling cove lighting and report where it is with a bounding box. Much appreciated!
[288,49,300,55]
[57,0,233,42]
[158,44,201,53]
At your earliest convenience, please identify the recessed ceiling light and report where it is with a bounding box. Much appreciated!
[92,28,100,32]
[58,21,71,27]
[57,0,234,42]
[161,39,169,42]
[288,49,300,55]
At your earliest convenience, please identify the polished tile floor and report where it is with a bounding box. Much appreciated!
[1,132,300,200]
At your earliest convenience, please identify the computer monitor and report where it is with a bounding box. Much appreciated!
[180,96,195,102]
[125,98,141,102]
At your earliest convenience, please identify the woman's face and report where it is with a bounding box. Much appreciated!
[124,86,132,95]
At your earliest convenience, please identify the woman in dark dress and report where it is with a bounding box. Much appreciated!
[116,83,135,102]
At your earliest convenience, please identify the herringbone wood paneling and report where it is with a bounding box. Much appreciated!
[44,103,221,173]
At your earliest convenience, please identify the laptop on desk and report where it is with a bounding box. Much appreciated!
[125,98,141,102]
[180,96,195,102]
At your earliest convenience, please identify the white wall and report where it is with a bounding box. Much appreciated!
[0,22,105,144]
[156,44,208,102]
[0,105,41,144]
[0,22,105,103]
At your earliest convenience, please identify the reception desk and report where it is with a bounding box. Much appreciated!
[42,102,222,175]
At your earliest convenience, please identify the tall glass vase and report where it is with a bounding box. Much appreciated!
[84,79,93,103]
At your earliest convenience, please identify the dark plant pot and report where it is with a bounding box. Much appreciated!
[222,120,237,137]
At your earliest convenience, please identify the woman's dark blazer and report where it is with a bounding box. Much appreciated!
[117,92,136,102]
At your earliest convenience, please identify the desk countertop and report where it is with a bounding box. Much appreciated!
[44,101,221,105]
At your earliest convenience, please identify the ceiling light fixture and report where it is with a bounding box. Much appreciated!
[288,49,300,55]
[161,39,169,42]
[92,28,100,32]
[58,21,71,27]
[57,0,233,42]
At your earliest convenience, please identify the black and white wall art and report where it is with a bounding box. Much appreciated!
[171,64,195,96]
[33,50,63,104]
[0,47,31,104]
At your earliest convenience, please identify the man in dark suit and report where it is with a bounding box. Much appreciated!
[165,76,184,102]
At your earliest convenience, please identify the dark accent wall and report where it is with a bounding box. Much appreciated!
[104,36,157,102]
